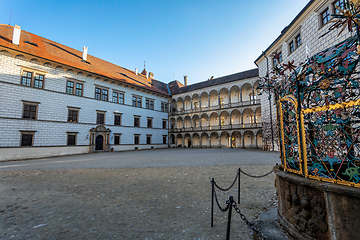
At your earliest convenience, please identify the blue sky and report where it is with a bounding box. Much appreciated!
[0,0,310,85]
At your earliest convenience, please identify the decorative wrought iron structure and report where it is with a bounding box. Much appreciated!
[260,33,360,187]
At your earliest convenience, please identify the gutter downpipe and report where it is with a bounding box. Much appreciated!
[262,51,275,152]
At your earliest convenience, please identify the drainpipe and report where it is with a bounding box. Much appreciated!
[262,51,275,151]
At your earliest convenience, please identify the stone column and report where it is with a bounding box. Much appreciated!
[240,88,243,102]
[199,98,202,109]
[199,136,202,148]
[219,135,221,148]
[183,137,185,148]
[242,135,245,148]
[254,111,257,124]
[255,134,258,149]
[175,137,178,147]
[208,95,210,108]
[229,92,231,105]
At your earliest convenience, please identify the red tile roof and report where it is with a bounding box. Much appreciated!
[0,24,169,95]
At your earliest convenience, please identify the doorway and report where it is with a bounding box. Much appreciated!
[95,135,104,150]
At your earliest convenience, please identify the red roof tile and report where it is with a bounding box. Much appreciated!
[0,24,169,95]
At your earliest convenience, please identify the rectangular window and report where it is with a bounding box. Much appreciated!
[295,34,302,48]
[321,8,330,26]
[161,102,168,112]
[146,99,154,110]
[147,118,153,128]
[21,70,45,88]
[134,116,140,127]
[113,92,124,104]
[119,92,124,104]
[273,51,282,65]
[163,135,167,144]
[289,41,295,53]
[67,133,77,146]
[95,87,101,100]
[162,119,167,129]
[66,80,83,96]
[68,108,79,123]
[146,135,152,144]
[34,74,44,89]
[334,0,345,14]
[95,86,108,101]
[114,114,121,126]
[134,135,140,144]
[22,102,38,119]
[20,132,35,146]
[114,134,121,145]
[132,96,142,107]
[112,92,118,103]
[97,111,105,125]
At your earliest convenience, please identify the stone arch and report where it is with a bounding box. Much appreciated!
[89,125,111,152]
[256,130,263,149]
[184,95,191,111]
[192,133,200,147]
[169,134,176,146]
[209,90,218,107]
[220,131,231,148]
[43,62,53,68]
[30,58,41,65]
[230,85,241,104]
[231,131,242,148]
[210,112,219,128]
[219,87,229,106]
[220,111,230,127]
[231,109,241,126]
[170,99,177,113]
[15,54,27,61]
[192,93,200,109]
[201,132,210,147]
[176,116,184,129]
[184,133,192,148]
[77,72,84,77]
[192,114,200,129]
[184,116,192,129]
[67,69,75,75]
[55,66,65,72]
[170,117,176,130]
[243,108,254,125]
[244,130,255,148]
[177,97,184,112]
[201,113,209,129]
[241,83,252,102]
[210,132,219,147]
[0,50,12,57]
[176,134,183,147]
[200,92,209,108]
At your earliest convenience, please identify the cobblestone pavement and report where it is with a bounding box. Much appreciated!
[0,148,280,240]
[0,148,280,171]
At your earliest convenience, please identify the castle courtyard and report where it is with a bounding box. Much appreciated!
[0,148,279,239]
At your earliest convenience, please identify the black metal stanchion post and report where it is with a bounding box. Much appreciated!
[226,196,233,240]
[238,168,240,204]
[211,178,214,227]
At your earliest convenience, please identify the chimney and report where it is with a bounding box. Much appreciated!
[149,72,154,79]
[12,25,21,45]
[82,46,88,61]
[184,75,187,86]
[135,68,138,75]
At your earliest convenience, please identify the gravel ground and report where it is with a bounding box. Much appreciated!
[0,149,279,240]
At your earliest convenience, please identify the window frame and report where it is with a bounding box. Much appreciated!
[66,78,84,96]
[66,132,78,146]
[114,113,122,126]
[333,0,345,15]
[96,110,106,125]
[162,119,167,129]
[146,98,154,110]
[114,133,121,145]
[134,115,141,127]
[147,117,153,128]
[94,86,109,101]
[146,134,152,145]
[161,102,168,112]
[20,68,46,89]
[163,135,167,144]
[132,95,142,108]
[320,7,330,26]
[134,134,140,145]
[19,130,36,147]
[22,100,39,120]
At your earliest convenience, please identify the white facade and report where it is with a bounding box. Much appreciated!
[0,46,169,161]
[255,0,353,151]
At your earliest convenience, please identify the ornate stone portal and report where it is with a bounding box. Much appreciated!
[89,125,111,152]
